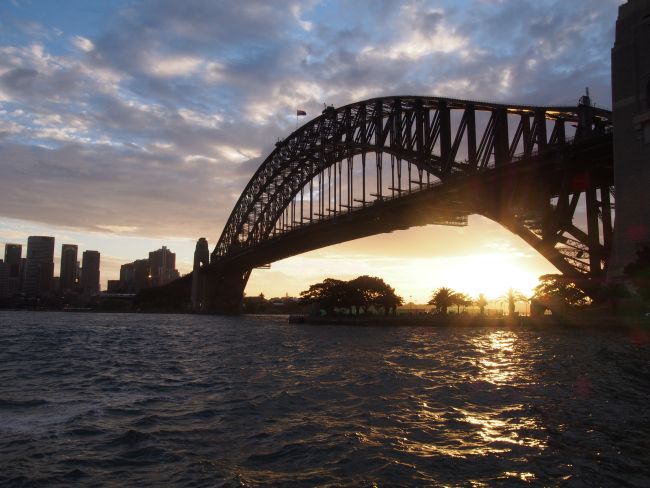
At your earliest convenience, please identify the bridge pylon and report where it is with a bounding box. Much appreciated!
[202,265,251,314]
[608,0,650,278]
[192,239,251,314]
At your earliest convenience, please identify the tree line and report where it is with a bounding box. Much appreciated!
[428,275,594,316]
[298,244,650,317]
[300,275,403,316]
[298,276,577,317]
[299,275,595,317]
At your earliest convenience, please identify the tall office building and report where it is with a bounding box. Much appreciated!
[0,260,8,298]
[4,243,23,296]
[60,244,78,292]
[81,250,100,295]
[149,246,179,287]
[23,236,55,297]
[609,0,650,277]
[5,244,21,269]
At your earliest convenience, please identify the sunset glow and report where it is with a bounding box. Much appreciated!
[246,216,557,302]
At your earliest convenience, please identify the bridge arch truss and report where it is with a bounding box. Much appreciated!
[212,96,613,287]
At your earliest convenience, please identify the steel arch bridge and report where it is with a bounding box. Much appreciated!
[192,95,613,313]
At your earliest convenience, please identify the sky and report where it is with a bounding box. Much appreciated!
[0,0,622,303]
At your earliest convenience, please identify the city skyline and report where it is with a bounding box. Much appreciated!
[0,1,621,302]
[1,237,182,297]
[0,228,574,305]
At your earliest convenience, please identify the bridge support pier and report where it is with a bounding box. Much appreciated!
[191,237,251,314]
[194,265,251,314]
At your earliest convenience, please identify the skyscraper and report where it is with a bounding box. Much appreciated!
[4,243,23,296]
[23,236,55,297]
[0,260,8,298]
[81,250,100,295]
[60,244,78,292]
[4,244,21,268]
[609,0,650,276]
[149,246,179,287]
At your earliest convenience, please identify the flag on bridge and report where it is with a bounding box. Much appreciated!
[297,109,307,116]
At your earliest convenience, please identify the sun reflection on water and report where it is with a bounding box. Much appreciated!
[381,329,548,482]
[474,330,520,386]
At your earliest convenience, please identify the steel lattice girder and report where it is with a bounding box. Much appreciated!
[212,95,612,278]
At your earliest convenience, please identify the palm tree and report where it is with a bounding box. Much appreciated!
[475,293,488,315]
[428,287,457,315]
[500,288,528,317]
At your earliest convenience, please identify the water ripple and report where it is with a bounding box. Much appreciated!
[0,311,649,487]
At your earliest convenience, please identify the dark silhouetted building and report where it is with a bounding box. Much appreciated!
[60,244,78,292]
[191,237,210,310]
[120,259,150,293]
[609,0,650,276]
[106,280,122,293]
[4,243,23,296]
[118,246,181,293]
[4,244,21,268]
[81,250,100,295]
[23,236,55,297]
[149,246,179,287]
[0,260,8,298]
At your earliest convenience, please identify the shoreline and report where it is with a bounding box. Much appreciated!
[289,314,650,329]
[1,308,649,329]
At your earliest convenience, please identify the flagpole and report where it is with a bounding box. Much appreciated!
[295,109,306,130]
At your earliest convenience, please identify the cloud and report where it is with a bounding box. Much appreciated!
[0,0,619,251]
[146,55,204,78]
[0,67,38,93]
[72,35,94,53]
[360,5,471,61]
[0,141,248,242]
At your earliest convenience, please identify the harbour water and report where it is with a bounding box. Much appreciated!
[0,311,649,487]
